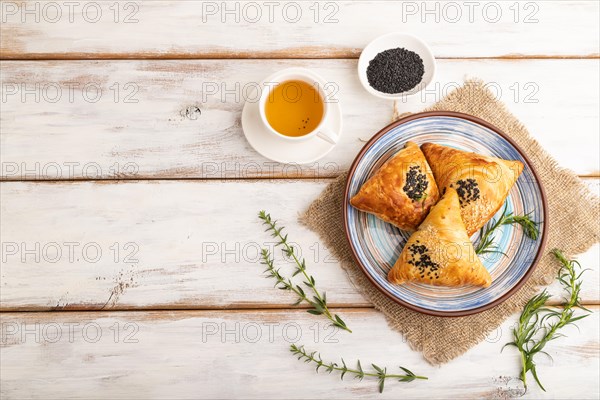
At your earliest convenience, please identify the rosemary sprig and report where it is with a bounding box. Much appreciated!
[475,206,539,255]
[259,211,351,333]
[290,344,427,393]
[261,248,309,306]
[503,249,591,392]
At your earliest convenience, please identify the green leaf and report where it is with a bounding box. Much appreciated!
[567,315,589,323]
[334,314,347,327]
[356,360,364,381]
[340,358,347,380]
[326,363,336,373]
[372,364,383,374]
[531,365,546,392]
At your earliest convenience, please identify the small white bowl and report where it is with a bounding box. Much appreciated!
[358,32,436,100]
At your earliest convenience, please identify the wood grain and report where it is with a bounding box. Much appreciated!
[1,178,598,311]
[1,59,599,180]
[2,2,598,398]
[1,308,598,399]
[1,1,598,59]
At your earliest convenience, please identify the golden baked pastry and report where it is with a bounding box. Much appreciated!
[388,187,492,287]
[350,141,440,231]
[421,142,523,236]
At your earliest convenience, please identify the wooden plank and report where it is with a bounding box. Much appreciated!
[1,308,598,399]
[1,1,598,59]
[1,179,598,311]
[1,59,599,180]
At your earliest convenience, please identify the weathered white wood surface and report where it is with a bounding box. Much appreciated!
[1,179,598,311]
[1,59,599,180]
[1,308,598,399]
[2,1,599,398]
[1,1,598,59]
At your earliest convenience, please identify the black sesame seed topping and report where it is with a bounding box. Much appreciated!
[450,178,480,206]
[403,165,429,201]
[366,48,425,94]
[407,243,440,279]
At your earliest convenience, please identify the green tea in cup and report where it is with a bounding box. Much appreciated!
[264,80,324,137]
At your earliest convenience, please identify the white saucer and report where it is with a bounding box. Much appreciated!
[241,89,342,165]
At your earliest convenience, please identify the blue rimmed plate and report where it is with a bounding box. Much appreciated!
[343,111,547,316]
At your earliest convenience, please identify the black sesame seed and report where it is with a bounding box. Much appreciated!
[403,165,429,201]
[366,48,425,94]
[453,179,481,206]
[407,243,440,279]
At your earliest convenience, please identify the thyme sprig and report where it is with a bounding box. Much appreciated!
[261,248,309,306]
[475,206,539,255]
[259,211,351,333]
[290,344,427,393]
[503,249,591,392]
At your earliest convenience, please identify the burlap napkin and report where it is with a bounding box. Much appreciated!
[300,79,600,365]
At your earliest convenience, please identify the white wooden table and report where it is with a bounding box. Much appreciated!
[1,1,599,398]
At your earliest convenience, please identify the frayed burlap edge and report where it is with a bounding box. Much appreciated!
[300,79,600,365]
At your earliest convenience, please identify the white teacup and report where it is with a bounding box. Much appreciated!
[258,68,339,144]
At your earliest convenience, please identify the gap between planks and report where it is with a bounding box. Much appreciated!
[1,304,597,316]
[1,174,598,183]
[1,54,599,61]
[0,176,340,183]
[0,303,374,313]
[0,306,374,315]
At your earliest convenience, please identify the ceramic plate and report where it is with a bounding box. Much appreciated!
[344,111,547,316]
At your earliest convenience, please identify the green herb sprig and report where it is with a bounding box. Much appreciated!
[476,206,539,255]
[261,248,309,306]
[290,344,427,393]
[259,211,351,333]
[503,249,591,392]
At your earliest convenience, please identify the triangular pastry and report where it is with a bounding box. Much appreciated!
[388,187,492,287]
[350,141,440,231]
[421,142,523,236]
